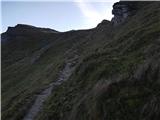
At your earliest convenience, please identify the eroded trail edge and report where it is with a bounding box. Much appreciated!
[23,49,79,120]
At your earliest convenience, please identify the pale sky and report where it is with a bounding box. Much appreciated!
[1,0,119,33]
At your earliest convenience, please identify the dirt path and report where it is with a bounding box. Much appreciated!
[23,49,79,120]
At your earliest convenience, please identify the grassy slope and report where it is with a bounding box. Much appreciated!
[2,2,160,120]
[1,27,90,120]
[36,2,160,120]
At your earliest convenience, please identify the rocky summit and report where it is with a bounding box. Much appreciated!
[1,1,160,120]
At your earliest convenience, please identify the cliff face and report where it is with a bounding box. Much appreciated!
[2,1,160,120]
[111,1,152,25]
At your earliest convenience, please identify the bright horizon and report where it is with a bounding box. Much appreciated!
[1,0,119,33]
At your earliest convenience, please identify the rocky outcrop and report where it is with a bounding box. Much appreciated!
[111,1,150,25]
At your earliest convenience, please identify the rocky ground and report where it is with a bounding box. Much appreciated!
[23,47,79,120]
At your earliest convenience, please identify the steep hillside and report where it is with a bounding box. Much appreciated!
[1,24,92,120]
[1,1,160,120]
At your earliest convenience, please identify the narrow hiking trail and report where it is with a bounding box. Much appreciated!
[23,48,79,120]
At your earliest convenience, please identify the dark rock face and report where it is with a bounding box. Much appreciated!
[111,1,149,25]
[111,1,137,25]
